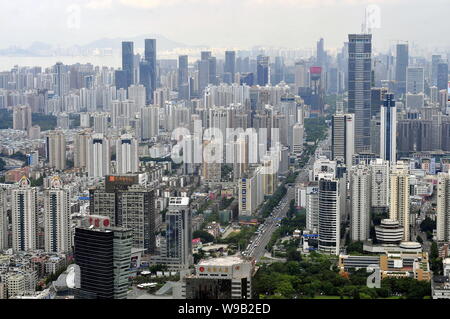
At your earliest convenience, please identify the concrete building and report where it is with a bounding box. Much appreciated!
[389,162,411,241]
[87,133,110,178]
[46,131,66,171]
[116,134,139,174]
[350,164,371,241]
[331,113,355,166]
[437,172,450,242]
[370,159,390,212]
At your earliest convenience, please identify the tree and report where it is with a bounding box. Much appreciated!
[420,217,436,233]
[192,230,214,243]
[347,241,364,254]
[416,235,423,244]
[286,247,302,262]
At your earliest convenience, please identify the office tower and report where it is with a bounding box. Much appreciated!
[294,60,309,93]
[305,184,319,233]
[437,62,449,91]
[240,72,254,86]
[46,131,66,171]
[292,123,304,155]
[350,164,371,241]
[256,55,269,86]
[11,177,37,252]
[431,55,442,86]
[128,84,146,108]
[116,134,139,174]
[13,105,32,131]
[380,93,397,164]
[121,42,134,89]
[140,39,157,104]
[183,256,254,299]
[165,197,193,269]
[178,55,189,100]
[54,62,69,97]
[118,185,156,253]
[370,159,390,213]
[224,51,236,84]
[406,67,424,94]
[437,172,450,242]
[389,162,410,241]
[331,113,355,166]
[198,59,210,91]
[370,87,388,119]
[115,70,127,90]
[44,176,71,253]
[348,34,372,153]
[74,218,132,299]
[209,56,217,85]
[0,188,7,250]
[88,133,110,178]
[140,105,159,140]
[309,66,325,114]
[317,38,325,68]
[318,177,341,255]
[395,43,408,96]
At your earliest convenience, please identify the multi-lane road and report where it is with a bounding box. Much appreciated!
[242,127,331,262]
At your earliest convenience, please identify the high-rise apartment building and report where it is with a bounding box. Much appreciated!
[318,177,341,255]
[116,134,138,174]
[350,164,371,241]
[437,172,450,242]
[88,133,111,178]
[389,161,410,241]
[11,177,37,252]
[370,159,390,213]
[44,176,71,253]
[13,105,32,131]
[46,130,66,171]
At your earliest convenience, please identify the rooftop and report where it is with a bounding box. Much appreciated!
[198,256,249,267]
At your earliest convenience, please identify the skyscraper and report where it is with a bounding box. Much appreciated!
[395,43,409,96]
[0,187,8,250]
[13,105,32,131]
[224,51,236,84]
[380,93,397,164]
[178,55,189,100]
[370,159,390,213]
[348,34,372,153]
[140,39,157,104]
[437,62,449,91]
[389,162,410,241]
[164,197,193,269]
[116,134,138,174]
[74,217,132,299]
[11,177,37,252]
[140,105,159,140]
[406,67,424,94]
[88,133,110,178]
[256,55,269,86]
[350,164,371,241]
[318,177,341,255]
[46,131,66,171]
[437,172,450,242]
[331,113,355,166]
[44,176,71,253]
[316,38,325,68]
[122,41,134,89]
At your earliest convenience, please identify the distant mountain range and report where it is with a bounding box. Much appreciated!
[0,34,203,57]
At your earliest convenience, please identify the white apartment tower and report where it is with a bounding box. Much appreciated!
[437,172,450,242]
[350,164,372,241]
[88,133,111,178]
[44,176,72,253]
[116,134,139,174]
[389,161,410,241]
[12,177,37,252]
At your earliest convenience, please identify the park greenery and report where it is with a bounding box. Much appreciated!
[253,252,431,299]
[304,117,328,143]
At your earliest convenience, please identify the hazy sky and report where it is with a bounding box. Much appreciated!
[1,0,449,52]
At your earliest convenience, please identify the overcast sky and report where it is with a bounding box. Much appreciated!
[1,0,449,52]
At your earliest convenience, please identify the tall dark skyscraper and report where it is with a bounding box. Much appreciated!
[224,51,236,84]
[395,43,409,96]
[380,93,397,163]
[74,219,132,299]
[437,62,449,91]
[122,41,134,89]
[256,55,269,86]
[348,34,372,153]
[140,39,157,104]
[178,55,189,100]
[209,56,217,85]
[271,56,284,86]
[431,55,442,87]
